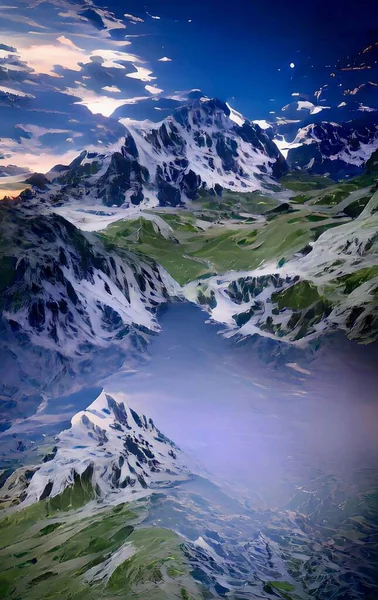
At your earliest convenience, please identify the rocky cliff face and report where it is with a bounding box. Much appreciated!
[0,205,177,353]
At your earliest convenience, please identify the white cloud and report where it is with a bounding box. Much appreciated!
[145,84,163,95]
[57,35,83,51]
[358,104,376,112]
[7,40,85,75]
[101,85,121,93]
[66,87,132,117]
[311,105,329,115]
[0,85,34,97]
[253,119,271,130]
[90,48,139,68]
[158,56,172,62]
[0,34,138,78]
[124,13,144,23]
[69,86,151,116]
[127,65,156,82]
[0,1,166,168]
[16,124,70,137]
[0,141,79,174]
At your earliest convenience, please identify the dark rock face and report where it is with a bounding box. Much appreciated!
[227,274,291,305]
[25,173,49,189]
[96,151,148,206]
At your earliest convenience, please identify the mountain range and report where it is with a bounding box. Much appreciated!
[1,94,378,428]
[20,97,287,209]
[10,94,377,214]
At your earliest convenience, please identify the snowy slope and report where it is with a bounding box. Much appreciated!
[120,97,287,205]
[0,205,177,357]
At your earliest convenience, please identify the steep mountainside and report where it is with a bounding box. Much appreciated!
[0,203,177,427]
[0,392,201,600]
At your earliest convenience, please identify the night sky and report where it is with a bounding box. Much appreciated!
[100,0,378,117]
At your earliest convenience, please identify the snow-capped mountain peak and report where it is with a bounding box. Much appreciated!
[120,97,287,205]
[23,390,189,505]
[22,97,287,210]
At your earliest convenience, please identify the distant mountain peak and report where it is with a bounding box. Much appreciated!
[285,119,378,178]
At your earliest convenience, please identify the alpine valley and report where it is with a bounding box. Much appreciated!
[1,6,378,599]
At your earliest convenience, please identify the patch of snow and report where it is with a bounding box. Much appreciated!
[226,103,245,126]
[253,120,272,130]
[85,543,136,583]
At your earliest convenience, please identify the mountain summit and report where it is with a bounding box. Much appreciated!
[22,390,189,505]
[27,98,287,209]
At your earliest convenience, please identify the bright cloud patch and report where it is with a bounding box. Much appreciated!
[145,84,163,95]
[124,13,144,23]
[0,85,34,98]
[57,36,83,51]
[101,86,121,93]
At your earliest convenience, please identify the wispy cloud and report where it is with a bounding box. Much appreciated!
[126,65,156,82]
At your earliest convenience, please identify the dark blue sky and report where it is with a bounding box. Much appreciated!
[0,0,376,173]
[101,0,378,118]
